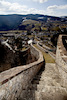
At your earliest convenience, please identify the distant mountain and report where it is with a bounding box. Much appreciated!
[0,14,23,31]
[0,14,65,31]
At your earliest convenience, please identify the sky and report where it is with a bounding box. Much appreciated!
[0,0,67,16]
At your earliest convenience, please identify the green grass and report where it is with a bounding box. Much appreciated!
[22,47,26,51]
[41,27,47,31]
[33,44,55,63]
[22,20,39,25]
[27,35,34,38]
[0,30,23,33]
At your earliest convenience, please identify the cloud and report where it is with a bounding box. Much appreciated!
[0,0,67,16]
[47,4,67,10]
[32,0,48,3]
[58,5,67,9]
[47,5,58,10]
[0,0,46,14]
[0,0,27,14]
[47,4,67,16]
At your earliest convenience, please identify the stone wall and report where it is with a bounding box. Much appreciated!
[56,35,67,88]
[0,45,36,72]
[0,44,44,100]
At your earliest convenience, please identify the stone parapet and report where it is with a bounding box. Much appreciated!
[0,44,44,100]
[56,35,67,88]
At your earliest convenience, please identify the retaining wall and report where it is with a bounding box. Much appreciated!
[0,44,44,100]
[56,35,67,88]
[0,47,30,72]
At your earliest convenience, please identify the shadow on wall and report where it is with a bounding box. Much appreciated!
[18,59,45,100]
[0,44,45,100]
[62,36,67,50]
[0,41,15,72]
[0,43,37,72]
[0,42,7,63]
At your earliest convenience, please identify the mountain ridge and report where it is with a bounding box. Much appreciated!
[0,14,66,31]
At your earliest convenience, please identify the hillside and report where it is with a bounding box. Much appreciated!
[0,14,23,31]
[0,14,64,31]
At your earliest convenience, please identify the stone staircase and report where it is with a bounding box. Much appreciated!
[22,63,67,100]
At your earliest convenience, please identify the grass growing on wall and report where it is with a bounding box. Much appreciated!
[33,44,55,63]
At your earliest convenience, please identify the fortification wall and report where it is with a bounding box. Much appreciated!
[0,44,44,100]
[56,35,67,88]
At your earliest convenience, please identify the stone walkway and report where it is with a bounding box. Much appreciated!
[21,63,67,100]
[35,63,67,100]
